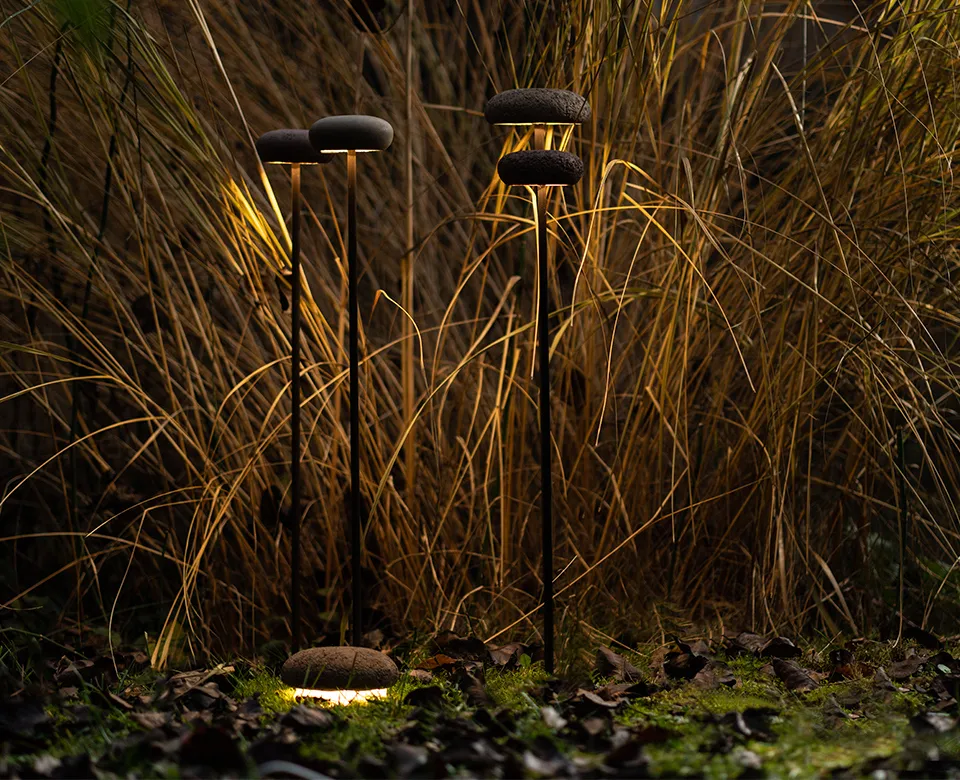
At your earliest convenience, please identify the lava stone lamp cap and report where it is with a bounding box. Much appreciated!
[484,88,591,126]
[309,115,394,154]
[281,646,399,690]
[256,129,332,165]
[497,150,584,187]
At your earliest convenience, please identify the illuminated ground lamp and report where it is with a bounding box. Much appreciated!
[281,645,398,705]
[255,130,331,652]
[487,89,589,675]
[308,115,394,646]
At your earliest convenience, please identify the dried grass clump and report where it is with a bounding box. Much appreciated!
[2,0,960,665]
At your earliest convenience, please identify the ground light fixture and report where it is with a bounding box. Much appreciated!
[308,115,394,646]
[255,129,331,653]
[281,645,399,705]
[486,88,590,674]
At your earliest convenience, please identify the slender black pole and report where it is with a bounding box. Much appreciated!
[290,163,303,651]
[535,184,554,674]
[347,151,362,647]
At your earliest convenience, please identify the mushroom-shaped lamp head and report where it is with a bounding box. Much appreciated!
[281,646,399,704]
[309,115,394,154]
[256,129,332,165]
[497,150,584,187]
[484,88,591,126]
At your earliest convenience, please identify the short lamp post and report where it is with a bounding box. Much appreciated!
[485,89,590,674]
[308,115,394,647]
[255,130,331,653]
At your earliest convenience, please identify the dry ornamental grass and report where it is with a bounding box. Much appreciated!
[1,0,960,667]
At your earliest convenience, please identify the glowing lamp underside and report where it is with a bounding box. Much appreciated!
[292,687,388,704]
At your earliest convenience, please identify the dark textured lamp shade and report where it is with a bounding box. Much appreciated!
[497,150,584,187]
[256,129,332,165]
[484,88,591,126]
[309,115,394,154]
[282,646,399,704]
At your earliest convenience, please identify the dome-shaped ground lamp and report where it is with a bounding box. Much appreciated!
[308,115,394,646]
[256,130,331,653]
[282,645,399,705]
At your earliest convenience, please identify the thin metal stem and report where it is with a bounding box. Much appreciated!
[290,164,302,651]
[535,184,554,674]
[403,0,417,514]
[533,124,552,671]
[347,151,362,647]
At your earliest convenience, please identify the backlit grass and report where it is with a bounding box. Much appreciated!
[2,0,960,663]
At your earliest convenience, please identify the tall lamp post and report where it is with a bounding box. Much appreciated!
[485,89,589,674]
[308,115,394,647]
[255,129,331,653]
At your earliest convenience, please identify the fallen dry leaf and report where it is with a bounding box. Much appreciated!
[403,685,446,709]
[541,705,567,731]
[760,636,802,659]
[693,661,737,690]
[417,654,459,671]
[724,632,767,655]
[489,642,528,668]
[663,642,708,680]
[131,711,170,730]
[407,669,434,683]
[178,725,248,773]
[887,655,927,680]
[595,680,654,700]
[431,633,490,661]
[594,647,643,683]
[772,658,820,692]
[280,706,335,733]
[454,669,490,707]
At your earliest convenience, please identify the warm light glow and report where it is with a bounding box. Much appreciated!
[318,149,378,154]
[291,687,388,704]
[221,179,276,273]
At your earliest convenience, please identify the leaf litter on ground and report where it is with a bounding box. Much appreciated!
[3,631,960,778]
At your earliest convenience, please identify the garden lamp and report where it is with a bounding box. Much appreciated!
[484,88,591,148]
[281,645,398,704]
[255,129,331,653]
[308,115,394,647]
[485,89,590,674]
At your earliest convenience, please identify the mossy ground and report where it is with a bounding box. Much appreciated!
[4,638,959,778]
[616,652,925,778]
